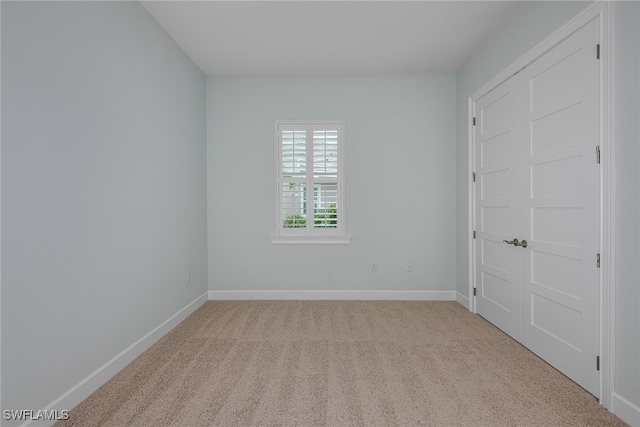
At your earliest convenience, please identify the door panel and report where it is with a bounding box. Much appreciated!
[531,251,583,299]
[530,102,583,155]
[531,155,582,198]
[474,77,521,341]
[530,207,583,247]
[520,18,600,397]
[531,292,583,350]
[481,132,514,167]
[482,239,511,273]
[481,168,511,200]
[530,50,582,112]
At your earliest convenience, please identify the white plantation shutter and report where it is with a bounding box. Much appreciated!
[313,130,338,178]
[313,183,338,228]
[282,130,306,178]
[281,130,307,229]
[274,121,346,242]
[312,130,338,229]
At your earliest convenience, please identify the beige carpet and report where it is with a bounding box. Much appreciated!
[57,301,627,426]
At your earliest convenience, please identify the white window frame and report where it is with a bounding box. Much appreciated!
[271,120,350,245]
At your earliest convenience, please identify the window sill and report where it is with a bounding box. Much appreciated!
[270,235,351,245]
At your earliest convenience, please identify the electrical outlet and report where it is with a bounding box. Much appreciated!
[186,270,192,284]
[406,262,413,272]
[370,262,378,272]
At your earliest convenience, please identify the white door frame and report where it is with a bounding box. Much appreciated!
[468,1,614,408]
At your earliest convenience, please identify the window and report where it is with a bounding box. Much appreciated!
[271,121,349,244]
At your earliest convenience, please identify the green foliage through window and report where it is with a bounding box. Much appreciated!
[283,204,337,228]
[283,214,306,228]
[314,204,337,228]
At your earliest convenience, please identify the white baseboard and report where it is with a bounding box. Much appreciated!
[456,291,470,309]
[611,392,640,427]
[208,290,456,301]
[23,292,209,427]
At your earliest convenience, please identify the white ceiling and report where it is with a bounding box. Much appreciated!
[141,1,521,77]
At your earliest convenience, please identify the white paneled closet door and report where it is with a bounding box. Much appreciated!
[474,76,522,341]
[474,17,601,397]
[519,17,601,397]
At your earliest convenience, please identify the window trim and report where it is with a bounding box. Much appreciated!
[271,120,350,245]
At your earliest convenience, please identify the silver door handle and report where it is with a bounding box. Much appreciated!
[503,238,528,248]
[516,239,528,248]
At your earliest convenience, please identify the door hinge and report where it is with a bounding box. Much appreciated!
[472,117,476,126]
[473,287,477,297]
[597,253,601,268]
[472,171,476,182]
[596,146,601,164]
[596,44,600,60]
[596,355,600,371]
[473,230,476,239]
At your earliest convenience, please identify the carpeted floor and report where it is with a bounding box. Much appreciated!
[57,301,628,426]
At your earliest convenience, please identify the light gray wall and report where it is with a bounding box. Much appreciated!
[456,0,640,420]
[1,0,207,419]
[614,0,640,413]
[207,74,456,293]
